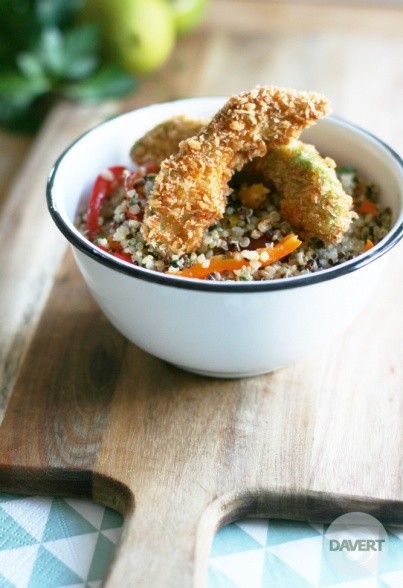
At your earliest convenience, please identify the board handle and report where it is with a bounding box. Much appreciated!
[101,482,217,588]
[98,485,315,586]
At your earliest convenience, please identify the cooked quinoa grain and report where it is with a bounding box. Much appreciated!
[77,164,391,281]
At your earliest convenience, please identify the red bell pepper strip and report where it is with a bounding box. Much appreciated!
[96,244,133,264]
[86,166,127,240]
[111,250,133,263]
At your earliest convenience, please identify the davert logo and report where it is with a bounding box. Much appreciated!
[329,538,386,552]
[324,512,389,579]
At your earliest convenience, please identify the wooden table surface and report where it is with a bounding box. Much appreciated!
[1,0,402,419]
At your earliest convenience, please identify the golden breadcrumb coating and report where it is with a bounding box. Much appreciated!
[130,115,206,167]
[250,141,357,244]
[142,85,330,257]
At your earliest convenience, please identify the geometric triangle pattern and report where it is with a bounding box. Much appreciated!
[210,523,263,558]
[29,545,83,587]
[1,493,403,587]
[0,494,123,587]
[87,533,118,583]
[266,534,324,585]
[209,519,403,588]
[42,498,97,541]
[266,518,322,547]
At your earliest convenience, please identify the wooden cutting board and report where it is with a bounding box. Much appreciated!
[0,240,402,587]
[1,3,403,585]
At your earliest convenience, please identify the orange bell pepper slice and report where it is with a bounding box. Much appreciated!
[176,234,302,279]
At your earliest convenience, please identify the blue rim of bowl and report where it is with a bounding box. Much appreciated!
[47,112,403,293]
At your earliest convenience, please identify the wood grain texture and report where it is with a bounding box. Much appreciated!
[0,101,118,421]
[0,2,402,586]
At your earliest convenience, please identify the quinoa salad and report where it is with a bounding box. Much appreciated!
[77,160,391,282]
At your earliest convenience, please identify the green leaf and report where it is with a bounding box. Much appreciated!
[61,64,137,102]
[17,52,45,79]
[64,23,100,57]
[33,24,101,81]
[0,0,40,54]
[0,96,29,125]
[37,27,66,77]
[35,0,84,29]
[63,55,100,81]
[0,71,51,106]
[0,1,140,133]
[0,93,56,133]
[60,24,101,80]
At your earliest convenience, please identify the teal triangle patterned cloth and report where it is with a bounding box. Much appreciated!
[0,493,402,587]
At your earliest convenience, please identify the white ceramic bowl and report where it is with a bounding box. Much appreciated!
[47,98,403,378]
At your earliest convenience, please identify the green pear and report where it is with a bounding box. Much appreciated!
[167,0,210,35]
[82,0,176,74]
